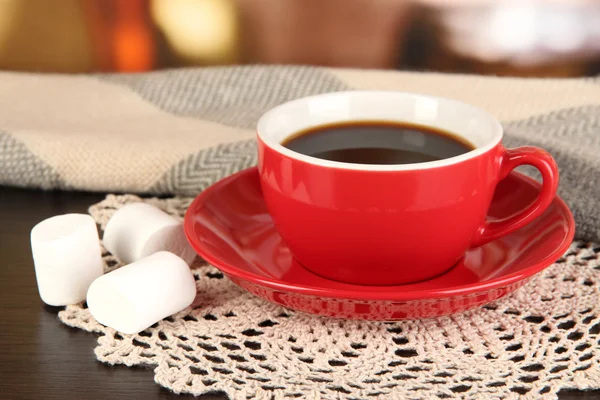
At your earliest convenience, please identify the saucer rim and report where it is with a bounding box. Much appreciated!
[184,167,575,301]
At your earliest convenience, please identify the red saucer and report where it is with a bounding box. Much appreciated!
[184,167,574,320]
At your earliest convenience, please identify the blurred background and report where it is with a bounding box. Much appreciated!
[0,0,599,77]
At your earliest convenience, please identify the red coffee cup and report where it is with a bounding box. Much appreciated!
[256,91,559,286]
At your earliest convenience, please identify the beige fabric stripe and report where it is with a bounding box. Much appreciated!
[0,72,253,192]
[2,69,600,193]
[330,68,600,122]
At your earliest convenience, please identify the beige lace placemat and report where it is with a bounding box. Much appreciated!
[59,195,600,400]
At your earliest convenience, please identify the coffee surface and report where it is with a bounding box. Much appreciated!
[282,121,475,165]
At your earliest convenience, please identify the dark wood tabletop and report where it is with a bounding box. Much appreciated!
[0,185,596,400]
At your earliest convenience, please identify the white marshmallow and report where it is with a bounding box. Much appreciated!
[103,203,196,265]
[86,251,197,334]
[31,214,104,306]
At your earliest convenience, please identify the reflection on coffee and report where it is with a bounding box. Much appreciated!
[282,121,475,165]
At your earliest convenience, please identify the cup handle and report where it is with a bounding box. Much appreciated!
[471,146,559,247]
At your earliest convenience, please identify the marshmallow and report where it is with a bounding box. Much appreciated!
[31,214,104,306]
[87,251,197,334]
[103,203,196,265]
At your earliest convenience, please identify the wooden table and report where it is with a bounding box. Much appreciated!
[0,185,594,399]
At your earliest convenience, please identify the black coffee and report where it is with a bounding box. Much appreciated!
[282,121,475,165]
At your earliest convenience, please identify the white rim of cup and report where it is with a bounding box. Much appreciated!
[256,90,504,171]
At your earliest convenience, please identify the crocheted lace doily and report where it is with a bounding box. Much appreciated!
[59,195,600,400]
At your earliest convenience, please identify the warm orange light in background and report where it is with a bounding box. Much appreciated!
[151,0,238,64]
[113,0,155,72]
[0,0,597,76]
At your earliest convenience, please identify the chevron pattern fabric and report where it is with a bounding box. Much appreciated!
[100,66,351,129]
[0,66,599,240]
[149,139,257,194]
